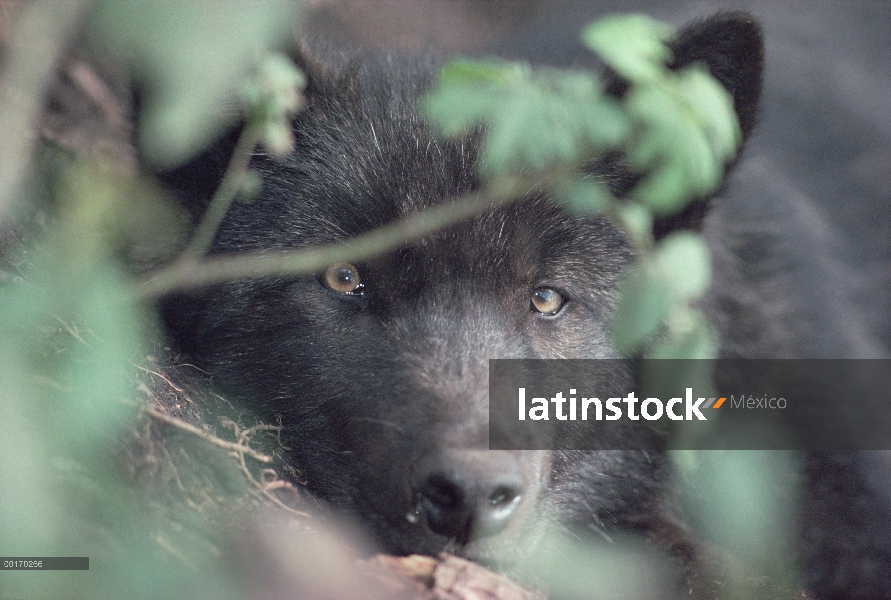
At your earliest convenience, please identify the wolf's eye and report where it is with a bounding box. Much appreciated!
[322,262,363,294]
[531,287,565,315]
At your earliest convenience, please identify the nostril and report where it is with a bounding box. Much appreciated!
[416,472,472,542]
[488,485,519,507]
[474,483,522,539]
[421,474,462,510]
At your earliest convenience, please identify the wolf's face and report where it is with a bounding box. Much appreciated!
[160,13,762,564]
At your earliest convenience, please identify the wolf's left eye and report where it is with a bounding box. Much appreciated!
[322,262,364,295]
[531,287,565,315]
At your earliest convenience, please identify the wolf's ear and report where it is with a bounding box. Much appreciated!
[669,12,764,140]
[646,12,764,239]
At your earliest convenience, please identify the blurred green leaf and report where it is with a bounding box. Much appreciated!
[243,53,306,157]
[678,451,799,585]
[424,60,632,178]
[2,162,146,457]
[554,177,612,214]
[630,158,690,214]
[649,308,716,360]
[0,346,61,559]
[641,357,717,410]
[653,232,711,300]
[625,80,725,213]
[86,0,300,168]
[679,66,742,162]
[611,263,673,352]
[615,201,654,249]
[237,169,264,202]
[611,233,711,353]
[582,14,675,84]
[422,81,500,136]
[580,97,630,148]
[0,153,251,598]
[439,58,511,85]
[521,532,670,599]
[59,270,141,454]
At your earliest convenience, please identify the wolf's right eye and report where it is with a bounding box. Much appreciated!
[531,287,565,315]
[322,262,363,294]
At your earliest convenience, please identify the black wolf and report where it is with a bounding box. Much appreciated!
[158,12,890,599]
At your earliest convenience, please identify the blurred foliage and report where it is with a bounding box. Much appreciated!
[0,1,303,598]
[85,0,300,169]
[0,161,245,599]
[673,450,801,597]
[424,59,630,177]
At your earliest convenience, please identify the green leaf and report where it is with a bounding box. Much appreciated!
[262,120,295,157]
[641,353,717,406]
[631,159,689,214]
[615,201,654,249]
[624,83,673,169]
[612,233,712,355]
[611,263,673,352]
[678,66,742,162]
[649,308,716,359]
[0,346,62,555]
[237,169,264,202]
[439,58,511,85]
[422,83,497,136]
[58,266,141,454]
[680,451,799,576]
[482,94,535,173]
[622,64,738,213]
[424,59,632,179]
[582,15,676,84]
[653,232,711,300]
[86,0,300,168]
[554,177,612,214]
[582,98,632,149]
[243,53,306,157]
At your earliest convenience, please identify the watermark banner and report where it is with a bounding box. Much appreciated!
[488,359,891,450]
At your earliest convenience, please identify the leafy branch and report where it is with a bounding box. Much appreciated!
[420,14,742,357]
[137,175,534,299]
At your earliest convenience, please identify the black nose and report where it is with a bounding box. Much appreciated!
[414,451,524,545]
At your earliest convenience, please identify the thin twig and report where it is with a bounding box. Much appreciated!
[146,406,273,463]
[132,363,185,394]
[222,419,310,517]
[238,423,282,443]
[53,314,89,346]
[237,453,310,518]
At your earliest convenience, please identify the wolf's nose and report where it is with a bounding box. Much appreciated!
[414,451,524,544]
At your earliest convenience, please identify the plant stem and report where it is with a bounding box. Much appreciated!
[180,121,263,260]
